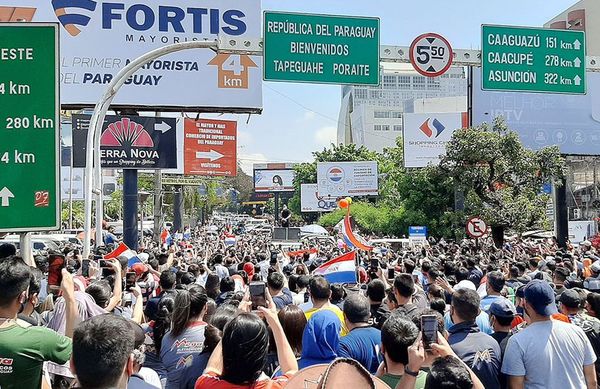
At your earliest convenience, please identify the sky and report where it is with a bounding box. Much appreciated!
[203,0,579,174]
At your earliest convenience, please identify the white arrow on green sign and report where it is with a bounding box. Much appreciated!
[481,25,586,94]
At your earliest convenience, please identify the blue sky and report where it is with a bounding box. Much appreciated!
[209,0,578,174]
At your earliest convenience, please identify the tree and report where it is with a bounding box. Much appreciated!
[439,118,566,246]
[289,143,383,218]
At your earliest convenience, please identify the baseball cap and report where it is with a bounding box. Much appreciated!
[489,299,517,318]
[524,280,558,316]
[582,240,593,247]
[591,262,600,274]
[558,289,581,309]
[243,262,255,279]
[453,279,476,291]
[130,263,148,277]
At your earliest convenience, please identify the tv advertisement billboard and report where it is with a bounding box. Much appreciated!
[301,184,337,213]
[403,112,468,168]
[0,0,262,112]
[317,161,378,197]
[254,168,295,192]
[473,68,600,155]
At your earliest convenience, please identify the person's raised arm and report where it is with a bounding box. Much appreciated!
[204,340,223,375]
[130,284,144,324]
[105,259,122,312]
[60,269,79,339]
[259,290,298,376]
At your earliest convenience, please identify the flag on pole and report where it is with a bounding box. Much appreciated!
[313,251,358,284]
[341,212,373,252]
[160,229,172,246]
[104,242,142,267]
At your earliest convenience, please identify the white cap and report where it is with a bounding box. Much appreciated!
[454,280,477,291]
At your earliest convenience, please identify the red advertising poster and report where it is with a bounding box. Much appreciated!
[184,118,237,176]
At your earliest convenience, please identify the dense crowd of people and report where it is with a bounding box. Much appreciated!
[2,223,600,389]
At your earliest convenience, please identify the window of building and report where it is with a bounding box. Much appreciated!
[399,76,411,88]
[374,125,390,131]
[383,75,396,89]
[374,111,390,119]
[393,125,402,132]
[413,76,426,90]
[391,111,403,118]
[354,88,368,99]
[370,90,382,99]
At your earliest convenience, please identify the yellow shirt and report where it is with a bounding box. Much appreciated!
[305,305,348,336]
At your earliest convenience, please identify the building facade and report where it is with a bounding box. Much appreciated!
[545,0,599,56]
[338,63,467,152]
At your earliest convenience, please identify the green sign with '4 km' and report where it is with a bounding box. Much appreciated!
[0,23,60,232]
[482,25,586,94]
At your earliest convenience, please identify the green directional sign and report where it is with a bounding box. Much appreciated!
[263,12,380,85]
[482,25,586,94]
[0,23,60,232]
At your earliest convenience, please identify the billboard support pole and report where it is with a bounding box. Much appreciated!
[173,185,183,234]
[556,178,569,249]
[82,40,219,259]
[123,169,139,251]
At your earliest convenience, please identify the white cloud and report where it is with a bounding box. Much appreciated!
[303,111,316,121]
[238,153,268,175]
[314,126,337,148]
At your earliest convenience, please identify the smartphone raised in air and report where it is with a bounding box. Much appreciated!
[249,281,267,310]
[421,314,438,350]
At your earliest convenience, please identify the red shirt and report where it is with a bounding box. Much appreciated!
[195,372,291,389]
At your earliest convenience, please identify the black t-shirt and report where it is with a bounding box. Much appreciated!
[369,303,390,329]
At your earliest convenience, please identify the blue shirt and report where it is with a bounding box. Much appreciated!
[160,322,207,389]
[444,311,493,335]
[480,295,507,314]
[448,321,501,389]
[338,326,382,374]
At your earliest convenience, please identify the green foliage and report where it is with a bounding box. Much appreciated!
[440,117,566,233]
[289,143,384,217]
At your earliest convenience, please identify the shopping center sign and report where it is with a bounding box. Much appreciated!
[481,25,586,94]
[263,11,380,85]
[0,23,60,232]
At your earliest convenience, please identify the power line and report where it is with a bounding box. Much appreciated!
[264,84,340,124]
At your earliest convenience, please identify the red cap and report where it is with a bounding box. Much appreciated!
[130,263,148,277]
[243,262,255,278]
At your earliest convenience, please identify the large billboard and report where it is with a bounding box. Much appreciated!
[473,68,600,155]
[0,1,262,112]
[317,161,378,197]
[184,118,237,176]
[72,114,177,169]
[301,184,337,213]
[253,164,295,192]
[403,112,468,168]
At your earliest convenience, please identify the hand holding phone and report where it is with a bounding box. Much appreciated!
[421,315,439,350]
[249,281,267,310]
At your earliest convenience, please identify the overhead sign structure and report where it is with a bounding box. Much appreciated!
[481,25,586,94]
[72,114,177,169]
[409,33,454,77]
[403,112,468,168]
[184,118,237,177]
[317,161,379,197]
[466,217,488,239]
[263,11,380,85]
[0,23,60,232]
[0,1,262,112]
[301,184,337,213]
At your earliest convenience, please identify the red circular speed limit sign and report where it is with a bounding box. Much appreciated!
[409,33,453,77]
[466,217,488,239]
